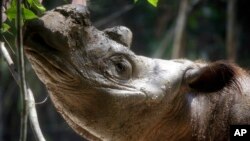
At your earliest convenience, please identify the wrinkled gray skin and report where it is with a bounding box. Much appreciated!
[24,5,250,141]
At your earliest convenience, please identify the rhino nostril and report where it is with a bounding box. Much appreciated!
[31,33,46,45]
[25,33,58,52]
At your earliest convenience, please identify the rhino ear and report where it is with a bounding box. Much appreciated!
[185,61,241,93]
[104,26,133,48]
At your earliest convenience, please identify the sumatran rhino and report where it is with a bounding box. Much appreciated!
[24,4,250,141]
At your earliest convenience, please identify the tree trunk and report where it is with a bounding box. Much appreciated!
[171,0,189,59]
[226,0,237,62]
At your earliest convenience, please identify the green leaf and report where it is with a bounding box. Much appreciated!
[6,6,17,21]
[134,0,139,3]
[6,1,41,22]
[147,0,158,7]
[27,0,33,5]
[1,23,11,33]
[32,0,46,13]
[22,7,38,20]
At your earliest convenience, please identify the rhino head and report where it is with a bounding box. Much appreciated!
[24,4,247,141]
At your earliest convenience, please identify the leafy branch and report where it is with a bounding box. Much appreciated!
[1,0,46,141]
[2,0,45,33]
[0,42,46,141]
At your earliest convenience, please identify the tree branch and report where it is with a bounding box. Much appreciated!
[171,0,190,59]
[153,0,203,59]
[0,42,46,141]
[16,0,29,140]
[152,25,174,58]
[94,5,134,28]
[226,0,237,62]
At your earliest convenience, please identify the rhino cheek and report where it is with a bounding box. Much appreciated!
[131,57,195,104]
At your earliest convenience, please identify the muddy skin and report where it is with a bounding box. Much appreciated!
[24,4,250,141]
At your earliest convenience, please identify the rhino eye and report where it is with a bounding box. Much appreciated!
[109,56,132,81]
[115,62,126,73]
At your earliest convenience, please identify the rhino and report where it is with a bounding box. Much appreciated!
[24,4,250,141]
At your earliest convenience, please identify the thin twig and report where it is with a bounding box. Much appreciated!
[35,96,48,105]
[27,88,46,141]
[0,42,19,81]
[3,35,16,55]
[0,42,46,141]
[16,0,28,140]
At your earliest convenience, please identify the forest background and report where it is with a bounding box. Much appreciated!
[0,0,250,140]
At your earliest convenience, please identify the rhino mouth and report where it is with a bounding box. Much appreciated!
[24,31,75,82]
[24,32,59,69]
